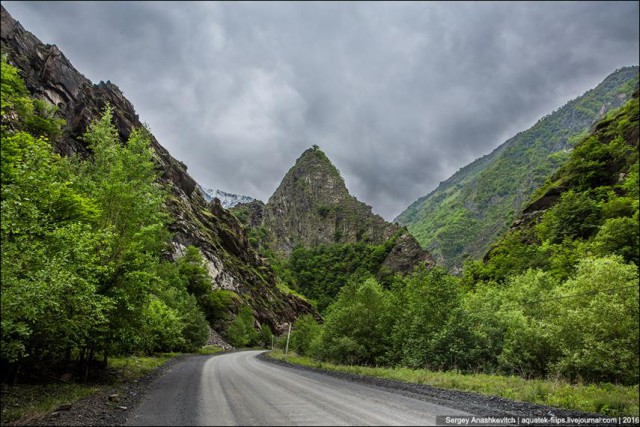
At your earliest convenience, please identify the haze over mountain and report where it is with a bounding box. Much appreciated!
[3,1,638,220]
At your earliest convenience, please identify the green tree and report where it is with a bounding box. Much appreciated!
[388,267,461,369]
[547,256,639,384]
[72,106,170,358]
[537,190,602,243]
[1,59,108,379]
[319,278,392,365]
[591,215,639,265]
[226,305,258,348]
[290,315,322,357]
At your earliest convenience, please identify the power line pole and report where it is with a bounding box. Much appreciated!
[285,323,292,355]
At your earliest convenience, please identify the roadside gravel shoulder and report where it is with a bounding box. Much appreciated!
[28,353,228,427]
[258,352,603,421]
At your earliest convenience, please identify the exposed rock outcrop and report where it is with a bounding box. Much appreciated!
[1,5,318,333]
[237,146,434,274]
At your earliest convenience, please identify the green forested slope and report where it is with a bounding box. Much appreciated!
[396,66,639,269]
[469,86,639,283]
[285,94,639,399]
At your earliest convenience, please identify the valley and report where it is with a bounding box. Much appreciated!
[1,3,638,426]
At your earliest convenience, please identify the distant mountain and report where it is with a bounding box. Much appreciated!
[232,146,434,275]
[198,185,255,208]
[396,66,639,270]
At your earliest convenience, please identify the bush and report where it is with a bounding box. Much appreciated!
[226,305,258,348]
[319,278,392,365]
[290,315,322,357]
[548,256,639,385]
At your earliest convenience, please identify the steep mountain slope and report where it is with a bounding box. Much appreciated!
[477,87,639,281]
[233,146,434,275]
[197,185,255,208]
[396,67,639,269]
[1,6,316,333]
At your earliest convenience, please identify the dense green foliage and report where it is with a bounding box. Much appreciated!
[0,60,213,381]
[470,90,639,283]
[396,66,638,269]
[225,305,258,348]
[285,239,396,311]
[283,94,639,387]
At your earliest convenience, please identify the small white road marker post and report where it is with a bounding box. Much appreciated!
[285,323,292,355]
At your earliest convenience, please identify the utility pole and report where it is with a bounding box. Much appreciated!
[271,334,274,351]
[285,323,292,355]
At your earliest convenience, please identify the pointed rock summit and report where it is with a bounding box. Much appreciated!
[239,146,434,273]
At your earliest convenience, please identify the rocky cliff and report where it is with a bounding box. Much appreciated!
[1,6,317,333]
[235,146,434,274]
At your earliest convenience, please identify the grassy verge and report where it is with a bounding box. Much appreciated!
[195,345,226,355]
[267,350,639,417]
[1,352,180,425]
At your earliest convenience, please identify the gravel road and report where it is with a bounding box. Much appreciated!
[125,350,474,426]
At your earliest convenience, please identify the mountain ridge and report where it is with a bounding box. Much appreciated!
[197,185,255,208]
[396,65,639,269]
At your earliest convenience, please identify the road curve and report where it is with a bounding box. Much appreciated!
[126,350,474,426]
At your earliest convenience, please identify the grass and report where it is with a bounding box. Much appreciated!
[267,350,639,417]
[276,282,311,302]
[195,345,226,355]
[1,353,179,426]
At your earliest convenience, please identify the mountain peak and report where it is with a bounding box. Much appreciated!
[197,185,255,208]
[268,147,348,209]
[260,148,434,272]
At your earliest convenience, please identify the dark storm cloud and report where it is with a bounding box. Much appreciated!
[4,1,639,219]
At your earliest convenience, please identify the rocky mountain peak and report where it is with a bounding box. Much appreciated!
[268,146,349,210]
[252,146,435,273]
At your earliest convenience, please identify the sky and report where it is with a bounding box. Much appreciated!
[4,1,639,220]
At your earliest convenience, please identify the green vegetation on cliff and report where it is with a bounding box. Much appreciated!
[396,66,639,269]
[1,59,212,382]
[467,86,639,283]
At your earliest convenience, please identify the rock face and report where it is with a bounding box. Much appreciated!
[1,5,317,333]
[240,146,434,273]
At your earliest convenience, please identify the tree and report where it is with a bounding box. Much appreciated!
[290,315,322,357]
[547,256,639,384]
[72,106,170,358]
[319,278,392,365]
[388,266,461,369]
[1,59,107,380]
[226,306,258,348]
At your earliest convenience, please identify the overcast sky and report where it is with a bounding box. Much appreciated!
[4,1,639,220]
